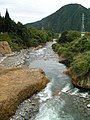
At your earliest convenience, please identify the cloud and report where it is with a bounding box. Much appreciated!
[0,0,90,24]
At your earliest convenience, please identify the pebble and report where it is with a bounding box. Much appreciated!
[31,102,36,106]
[10,94,39,120]
[0,49,30,67]
[1,45,90,120]
[87,104,90,108]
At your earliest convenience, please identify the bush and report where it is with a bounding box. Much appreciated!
[52,43,61,52]
[72,51,90,76]
[0,33,12,45]
[69,37,90,53]
[53,30,90,77]
[29,38,39,47]
[57,36,90,64]
[58,30,81,43]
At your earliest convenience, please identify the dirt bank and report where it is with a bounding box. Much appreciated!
[0,66,49,120]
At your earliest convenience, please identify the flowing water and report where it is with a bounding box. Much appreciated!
[26,42,90,120]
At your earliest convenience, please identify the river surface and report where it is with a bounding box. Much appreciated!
[26,42,90,120]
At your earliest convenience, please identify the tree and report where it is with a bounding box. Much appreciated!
[0,12,1,18]
[58,31,81,43]
[58,31,68,43]
[5,9,10,20]
[5,9,11,32]
[0,17,5,33]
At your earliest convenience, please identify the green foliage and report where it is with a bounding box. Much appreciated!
[58,31,68,43]
[5,9,12,32]
[69,36,90,53]
[0,17,5,33]
[10,42,21,51]
[0,33,12,45]
[52,30,90,77]
[28,28,54,47]
[72,51,90,76]
[58,31,81,43]
[0,33,23,51]
[29,38,39,47]
[5,9,10,20]
[0,10,55,51]
[52,43,61,52]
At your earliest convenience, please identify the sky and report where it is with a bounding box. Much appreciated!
[0,0,90,24]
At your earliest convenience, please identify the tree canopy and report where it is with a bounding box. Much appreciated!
[0,9,57,51]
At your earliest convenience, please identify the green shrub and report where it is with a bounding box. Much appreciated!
[72,51,90,76]
[69,37,90,53]
[10,42,21,51]
[29,38,39,47]
[0,33,12,45]
[58,37,90,64]
[53,31,90,77]
[58,30,81,43]
[52,43,61,52]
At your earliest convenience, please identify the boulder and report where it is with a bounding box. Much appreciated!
[0,41,12,54]
[0,66,49,120]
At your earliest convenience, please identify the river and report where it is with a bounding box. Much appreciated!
[25,42,90,120]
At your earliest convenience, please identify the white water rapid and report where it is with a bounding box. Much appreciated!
[26,42,90,120]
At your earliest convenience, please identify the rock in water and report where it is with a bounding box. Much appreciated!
[87,104,90,108]
[0,41,12,54]
[0,66,49,120]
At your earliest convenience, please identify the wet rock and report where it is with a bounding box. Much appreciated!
[87,104,90,108]
[10,95,39,120]
[0,66,49,120]
[31,102,36,106]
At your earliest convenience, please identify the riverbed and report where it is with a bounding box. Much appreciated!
[27,42,90,120]
[1,42,90,120]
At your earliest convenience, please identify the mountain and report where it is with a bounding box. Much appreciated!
[25,4,90,32]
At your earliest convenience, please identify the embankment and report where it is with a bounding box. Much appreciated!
[52,32,90,90]
[0,66,49,120]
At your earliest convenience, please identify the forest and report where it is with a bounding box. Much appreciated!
[26,4,90,32]
[0,9,57,51]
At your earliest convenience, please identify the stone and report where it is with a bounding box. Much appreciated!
[31,103,36,106]
[0,53,3,57]
[87,104,90,108]
[0,41,12,54]
[0,66,49,120]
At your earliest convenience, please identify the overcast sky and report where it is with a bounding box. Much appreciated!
[0,0,90,24]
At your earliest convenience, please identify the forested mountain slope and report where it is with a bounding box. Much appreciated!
[26,4,90,32]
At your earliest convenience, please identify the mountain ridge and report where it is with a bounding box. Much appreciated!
[25,4,90,32]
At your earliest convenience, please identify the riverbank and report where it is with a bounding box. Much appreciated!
[0,66,49,120]
[0,44,43,67]
[0,49,31,67]
[0,45,50,120]
[0,41,90,120]
[10,94,39,120]
[52,31,90,89]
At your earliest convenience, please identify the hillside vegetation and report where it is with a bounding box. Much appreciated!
[52,31,90,89]
[0,9,57,51]
[26,4,90,32]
